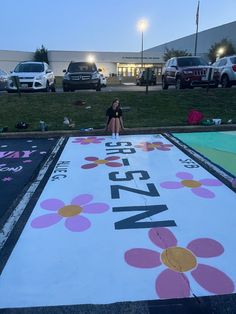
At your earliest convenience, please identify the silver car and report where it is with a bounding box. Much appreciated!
[213,55,236,88]
[0,69,9,91]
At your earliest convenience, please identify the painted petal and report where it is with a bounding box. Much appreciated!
[81,163,98,169]
[187,238,224,257]
[160,181,183,189]
[176,172,193,180]
[199,179,223,186]
[92,140,103,143]
[80,142,90,145]
[40,198,64,211]
[156,269,190,299]
[31,213,62,228]
[157,147,170,151]
[83,202,109,213]
[105,156,120,161]
[125,248,161,268]
[149,227,177,249]
[106,162,123,167]
[192,187,215,198]
[85,157,99,161]
[65,215,91,232]
[191,263,234,294]
[71,194,93,206]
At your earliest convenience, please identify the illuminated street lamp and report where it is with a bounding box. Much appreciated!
[137,19,148,70]
[216,47,225,60]
[87,55,95,63]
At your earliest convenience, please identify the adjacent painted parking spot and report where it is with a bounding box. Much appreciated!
[0,138,58,220]
[0,134,235,309]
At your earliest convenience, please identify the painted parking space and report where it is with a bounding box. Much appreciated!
[0,138,58,220]
[174,131,236,176]
[0,134,235,309]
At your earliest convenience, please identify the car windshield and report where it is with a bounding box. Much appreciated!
[14,63,44,73]
[177,57,208,67]
[230,57,236,64]
[68,63,97,72]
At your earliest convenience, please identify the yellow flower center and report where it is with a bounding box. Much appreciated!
[181,179,201,188]
[58,205,83,217]
[84,139,93,143]
[95,159,107,164]
[161,247,197,272]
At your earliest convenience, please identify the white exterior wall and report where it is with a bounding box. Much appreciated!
[0,50,34,72]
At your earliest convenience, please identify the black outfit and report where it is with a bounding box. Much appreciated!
[106,107,122,125]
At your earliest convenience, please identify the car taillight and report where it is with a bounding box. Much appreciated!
[232,65,236,72]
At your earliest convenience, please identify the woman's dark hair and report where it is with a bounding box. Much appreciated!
[112,98,120,109]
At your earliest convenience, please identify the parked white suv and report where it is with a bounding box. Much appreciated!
[213,55,236,88]
[8,61,56,92]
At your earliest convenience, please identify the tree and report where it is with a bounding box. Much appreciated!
[34,45,49,64]
[208,38,236,63]
[163,48,191,62]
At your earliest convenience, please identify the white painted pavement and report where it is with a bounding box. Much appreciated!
[0,134,235,308]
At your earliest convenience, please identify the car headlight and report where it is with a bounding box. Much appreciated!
[183,70,193,74]
[63,74,70,80]
[35,75,44,80]
[91,72,99,79]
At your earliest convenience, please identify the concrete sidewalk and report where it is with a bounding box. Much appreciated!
[0,124,236,138]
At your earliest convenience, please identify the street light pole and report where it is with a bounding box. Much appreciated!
[138,19,148,72]
[141,30,144,70]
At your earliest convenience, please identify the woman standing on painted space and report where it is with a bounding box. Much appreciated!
[105,98,125,140]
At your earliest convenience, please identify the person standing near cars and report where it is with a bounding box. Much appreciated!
[105,98,124,139]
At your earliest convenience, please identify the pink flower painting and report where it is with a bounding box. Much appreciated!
[135,142,173,152]
[125,227,234,299]
[72,137,105,145]
[81,156,123,169]
[31,194,109,232]
[160,172,222,198]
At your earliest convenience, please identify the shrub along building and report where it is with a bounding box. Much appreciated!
[0,21,235,79]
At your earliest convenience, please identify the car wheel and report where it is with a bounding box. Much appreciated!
[44,81,50,92]
[96,82,101,91]
[176,77,184,89]
[51,85,56,92]
[63,85,70,92]
[162,77,168,90]
[221,75,231,88]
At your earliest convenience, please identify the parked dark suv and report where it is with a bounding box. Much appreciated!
[162,56,219,89]
[63,62,102,92]
[136,69,157,86]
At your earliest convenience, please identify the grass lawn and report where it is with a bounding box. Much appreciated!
[0,88,236,132]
